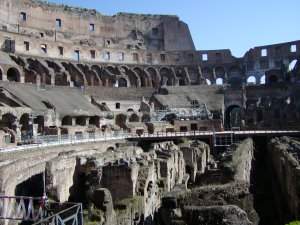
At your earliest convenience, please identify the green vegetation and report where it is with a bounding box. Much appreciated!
[286,221,300,225]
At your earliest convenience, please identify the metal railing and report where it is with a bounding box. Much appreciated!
[0,196,44,222]
[0,195,83,225]
[1,130,300,153]
[32,203,83,225]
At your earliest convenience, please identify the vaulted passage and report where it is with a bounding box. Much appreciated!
[225,105,242,129]
[7,67,20,82]
[15,173,44,197]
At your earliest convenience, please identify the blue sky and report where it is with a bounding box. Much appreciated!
[49,0,300,57]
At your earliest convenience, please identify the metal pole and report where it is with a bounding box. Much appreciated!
[43,170,46,198]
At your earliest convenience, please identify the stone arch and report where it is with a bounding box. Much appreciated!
[61,62,85,87]
[133,67,150,87]
[15,172,44,197]
[260,75,266,84]
[188,67,200,85]
[7,67,21,82]
[215,67,226,80]
[25,70,38,84]
[146,67,160,88]
[141,114,151,122]
[89,116,100,128]
[115,114,127,129]
[117,77,128,87]
[225,105,242,129]
[76,116,86,126]
[1,113,17,131]
[34,115,44,134]
[176,68,189,86]
[20,113,30,133]
[202,67,214,84]
[129,114,139,122]
[55,73,69,86]
[62,116,72,126]
[288,59,297,71]
[120,66,140,87]
[27,58,51,85]
[268,74,279,84]
[247,76,257,84]
[228,66,243,86]
[216,78,223,85]
[101,67,115,87]
[160,67,175,86]
[106,65,119,75]
[92,65,107,86]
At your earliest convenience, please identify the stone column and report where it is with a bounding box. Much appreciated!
[184,67,191,84]
[72,118,76,126]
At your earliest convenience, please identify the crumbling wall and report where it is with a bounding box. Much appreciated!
[180,140,210,182]
[268,137,300,222]
[156,138,258,225]
[46,152,77,202]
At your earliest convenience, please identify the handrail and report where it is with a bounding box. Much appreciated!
[1,130,300,153]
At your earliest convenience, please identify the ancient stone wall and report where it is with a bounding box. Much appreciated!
[268,137,300,222]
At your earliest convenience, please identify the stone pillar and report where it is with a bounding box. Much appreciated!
[72,118,76,126]
[20,75,25,83]
[36,75,41,87]
[184,67,191,84]
[51,74,55,86]
[15,121,22,142]
[2,73,7,81]
[85,118,89,126]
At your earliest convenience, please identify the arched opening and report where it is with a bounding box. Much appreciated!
[76,116,86,126]
[215,67,226,79]
[160,68,175,86]
[7,67,20,82]
[146,67,160,88]
[15,173,44,197]
[179,79,186,86]
[121,67,138,87]
[202,67,214,83]
[20,113,31,139]
[34,116,44,134]
[0,113,17,131]
[260,75,266,84]
[129,114,139,122]
[269,75,278,84]
[288,59,297,71]
[115,114,127,129]
[89,116,100,128]
[256,109,263,122]
[188,67,199,85]
[127,108,134,112]
[62,116,72,126]
[142,114,151,122]
[55,73,69,86]
[228,66,242,87]
[176,68,188,86]
[134,67,149,87]
[247,76,256,84]
[118,78,128,87]
[216,78,223,85]
[225,105,242,129]
[206,79,211,85]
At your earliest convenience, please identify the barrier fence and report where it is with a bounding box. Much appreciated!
[0,196,83,225]
[1,130,300,153]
